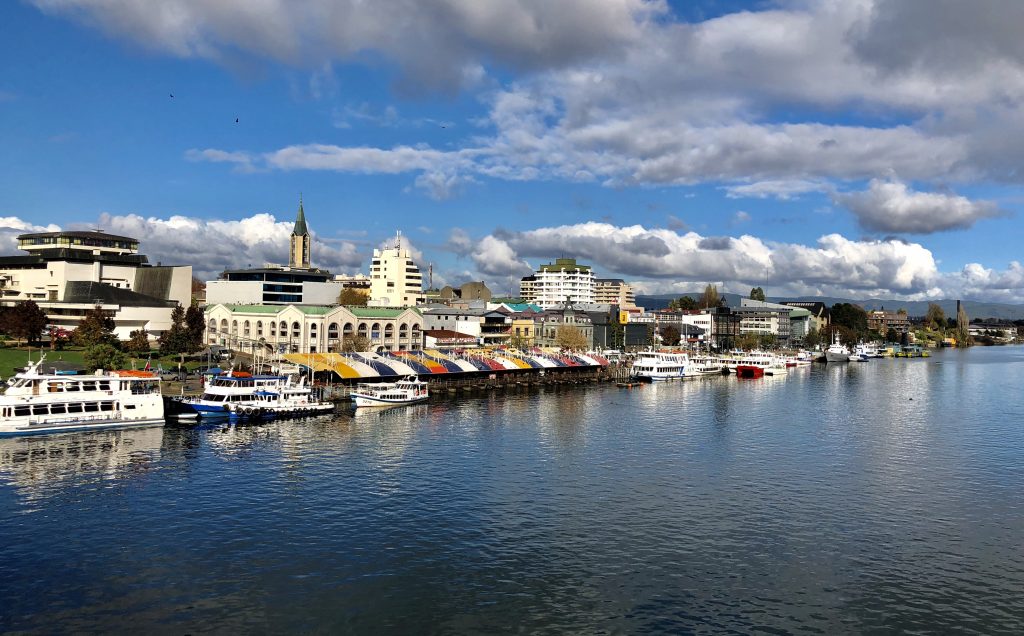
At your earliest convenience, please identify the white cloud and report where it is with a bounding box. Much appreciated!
[724,180,830,200]
[0,216,62,253]
[92,212,363,279]
[834,179,1005,234]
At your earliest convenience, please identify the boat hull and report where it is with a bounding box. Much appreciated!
[825,351,850,362]
[352,394,429,408]
[735,365,765,378]
[0,417,164,438]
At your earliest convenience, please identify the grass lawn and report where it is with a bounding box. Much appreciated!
[0,346,195,379]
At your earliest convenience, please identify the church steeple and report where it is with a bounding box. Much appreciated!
[289,195,311,269]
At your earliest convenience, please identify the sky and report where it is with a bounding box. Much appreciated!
[2,0,1024,302]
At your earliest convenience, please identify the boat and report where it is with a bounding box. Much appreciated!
[630,350,690,381]
[824,333,850,363]
[351,376,429,408]
[724,350,776,374]
[164,372,292,419]
[0,355,164,437]
[689,355,726,375]
[225,376,335,419]
[735,364,765,378]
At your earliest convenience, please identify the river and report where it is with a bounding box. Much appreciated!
[2,346,1023,633]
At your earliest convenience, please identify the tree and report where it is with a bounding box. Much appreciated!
[125,329,152,355]
[184,304,205,353]
[749,287,766,301]
[74,305,118,348]
[49,326,71,351]
[556,325,589,350]
[699,284,720,309]
[830,303,868,335]
[736,333,761,350]
[668,296,699,311]
[804,327,821,347]
[84,344,127,371]
[660,325,681,346]
[338,287,369,306]
[886,327,899,343]
[955,302,971,347]
[925,303,947,331]
[6,301,48,345]
[159,304,190,355]
[340,335,371,352]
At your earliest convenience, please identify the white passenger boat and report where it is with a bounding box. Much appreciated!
[724,350,776,374]
[226,376,334,419]
[688,355,726,375]
[0,355,164,437]
[630,351,690,381]
[164,372,291,419]
[825,333,850,362]
[351,376,429,407]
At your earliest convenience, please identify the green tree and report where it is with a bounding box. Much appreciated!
[749,287,766,301]
[925,303,947,331]
[668,295,699,311]
[660,325,681,346]
[159,304,190,355]
[556,325,589,351]
[73,305,118,348]
[830,303,868,335]
[736,333,761,350]
[954,302,971,347]
[758,334,777,349]
[886,327,899,343]
[339,335,371,352]
[185,304,206,353]
[6,301,49,345]
[338,287,369,306]
[804,327,821,347]
[699,284,720,309]
[125,329,151,355]
[84,343,127,371]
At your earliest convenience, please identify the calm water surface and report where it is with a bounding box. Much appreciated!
[2,347,1023,634]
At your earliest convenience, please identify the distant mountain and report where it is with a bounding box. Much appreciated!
[635,293,1024,320]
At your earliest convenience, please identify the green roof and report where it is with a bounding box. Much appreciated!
[349,307,420,317]
[292,196,308,236]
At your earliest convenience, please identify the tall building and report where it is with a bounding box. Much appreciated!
[520,258,595,309]
[369,232,424,307]
[594,278,636,308]
[289,196,311,270]
[205,200,340,306]
[0,230,192,339]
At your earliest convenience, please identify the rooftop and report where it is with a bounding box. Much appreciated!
[18,230,138,244]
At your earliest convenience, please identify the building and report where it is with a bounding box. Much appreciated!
[437,281,492,303]
[534,305,595,349]
[594,279,636,309]
[419,307,512,346]
[369,232,424,307]
[0,230,191,339]
[204,303,423,354]
[866,309,910,335]
[205,199,342,306]
[422,329,479,349]
[520,258,595,309]
[737,299,794,345]
[781,301,830,333]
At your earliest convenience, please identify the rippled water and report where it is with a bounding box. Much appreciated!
[2,347,1024,634]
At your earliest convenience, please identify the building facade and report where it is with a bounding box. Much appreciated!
[0,230,191,339]
[520,258,595,309]
[533,306,595,349]
[204,303,423,354]
[594,278,636,308]
[369,232,424,307]
[866,309,910,334]
[737,299,794,345]
[420,307,512,346]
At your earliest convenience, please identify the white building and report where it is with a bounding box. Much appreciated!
[0,230,191,339]
[369,232,424,307]
[520,258,595,309]
[205,303,423,354]
[420,307,512,346]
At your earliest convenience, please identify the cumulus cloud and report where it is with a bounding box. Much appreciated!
[0,216,62,253]
[91,212,363,279]
[834,179,1005,234]
[724,180,830,200]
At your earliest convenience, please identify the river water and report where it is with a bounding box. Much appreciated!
[2,346,1023,634]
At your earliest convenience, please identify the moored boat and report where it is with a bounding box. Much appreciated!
[824,333,850,363]
[164,372,291,420]
[0,355,164,437]
[351,376,429,407]
[630,350,690,381]
[226,376,334,419]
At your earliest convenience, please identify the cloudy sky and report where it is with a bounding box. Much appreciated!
[3,0,1024,302]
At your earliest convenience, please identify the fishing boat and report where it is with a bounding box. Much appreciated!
[0,355,164,437]
[351,376,429,408]
[630,350,690,381]
[824,333,850,363]
[164,372,291,419]
[226,376,334,419]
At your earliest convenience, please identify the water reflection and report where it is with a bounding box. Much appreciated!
[0,426,164,500]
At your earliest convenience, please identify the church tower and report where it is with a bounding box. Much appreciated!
[289,195,311,269]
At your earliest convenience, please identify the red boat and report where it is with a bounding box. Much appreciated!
[735,365,765,378]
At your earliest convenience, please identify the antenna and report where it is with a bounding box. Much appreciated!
[395,229,402,251]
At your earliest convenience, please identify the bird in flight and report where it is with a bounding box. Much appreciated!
[169,93,174,98]
[235,118,239,123]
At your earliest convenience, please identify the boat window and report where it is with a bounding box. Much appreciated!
[98,382,111,391]
[84,402,99,412]
[50,403,68,414]
[31,405,48,415]
[125,404,135,409]
[100,401,114,411]
[48,383,61,392]
[67,382,81,392]
[15,405,30,417]
[67,403,84,413]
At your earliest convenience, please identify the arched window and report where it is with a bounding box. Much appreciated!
[357,323,368,338]
[399,323,409,339]
[328,323,339,339]
[231,320,238,334]
[243,320,250,336]
[256,321,263,337]
[371,323,381,340]
[291,322,300,337]
[343,323,354,336]
[270,322,277,337]
[208,318,216,332]
[384,324,394,340]
[279,321,287,337]
[220,319,228,333]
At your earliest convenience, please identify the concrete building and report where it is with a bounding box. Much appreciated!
[781,301,830,333]
[520,258,595,309]
[0,230,191,339]
[437,281,492,303]
[420,307,512,346]
[204,303,423,354]
[205,199,343,306]
[369,232,424,307]
[866,309,910,335]
[737,299,794,345]
[594,278,636,309]
[534,305,595,349]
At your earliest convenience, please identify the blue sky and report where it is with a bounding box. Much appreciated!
[2,0,1023,302]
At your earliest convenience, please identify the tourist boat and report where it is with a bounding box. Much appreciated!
[164,371,291,419]
[225,376,335,419]
[630,350,690,381]
[724,350,776,374]
[688,355,726,375]
[351,376,429,408]
[780,351,814,367]
[824,334,850,363]
[0,355,164,437]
